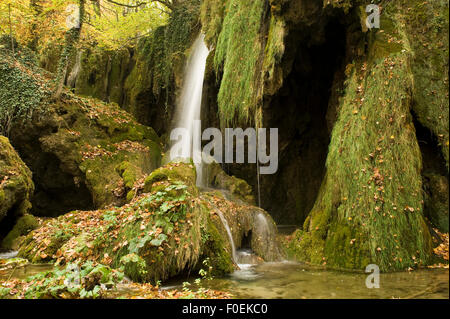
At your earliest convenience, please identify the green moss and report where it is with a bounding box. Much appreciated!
[117,161,138,189]
[205,161,255,204]
[200,0,226,48]
[144,161,198,195]
[1,50,163,212]
[198,219,234,276]
[123,1,201,119]
[213,0,267,126]
[423,173,449,233]
[74,47,130,105]
[262,13,285,96]
[120,253,148,282]
[0,50,49,135]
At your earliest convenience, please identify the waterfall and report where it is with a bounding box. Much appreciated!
[67,50,82,89]
[170,34,209,186]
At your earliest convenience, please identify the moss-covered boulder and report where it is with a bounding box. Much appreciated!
[63,1,201,135]
[18,163,281,283]
[0,136,34,235]
[0,51,162,216]
[201,190,283,263]
[401,0,449,169]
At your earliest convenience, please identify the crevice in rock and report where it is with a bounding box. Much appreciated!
[414,114,449,232]
[240,230,252,250]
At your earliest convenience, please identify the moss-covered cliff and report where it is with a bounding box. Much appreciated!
[51,0,202,135]
[200,0,448,271]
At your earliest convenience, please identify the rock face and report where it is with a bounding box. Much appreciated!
[18,162,281,284]
[0,50,162,217]
[0,136,35,245]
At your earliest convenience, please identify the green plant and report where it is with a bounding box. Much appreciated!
[23,261,124,299]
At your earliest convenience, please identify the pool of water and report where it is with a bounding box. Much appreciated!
[1,252,448,299]
[164,261,449,299]
[0,262,54,281]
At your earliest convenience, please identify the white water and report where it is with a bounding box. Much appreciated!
[170,34,210,186]
[0,251,18,259]
[67,50,82,89]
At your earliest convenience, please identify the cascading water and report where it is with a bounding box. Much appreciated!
[67,50,82,89]
[170,34,209,187]
[216,210,237,264]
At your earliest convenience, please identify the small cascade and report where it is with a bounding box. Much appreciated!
[255,213,270,239]
[216,210,237,264]
[170,34,210,187]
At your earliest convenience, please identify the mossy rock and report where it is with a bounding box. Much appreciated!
[0,136,34,225]
[74,47,131,105]
[423,173,449,233]
[401,0,449,169]
[0,258,28,271]
[144,160,198,196]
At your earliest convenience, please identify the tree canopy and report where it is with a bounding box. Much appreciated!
[0,0,171,51]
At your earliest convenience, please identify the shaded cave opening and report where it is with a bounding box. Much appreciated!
[413,114,449,233]
[240,230,252,250]
[29,152,94,217]
[0,202,21,249]
[225,13,350,226]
